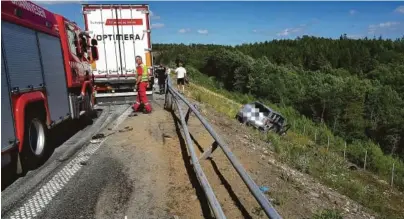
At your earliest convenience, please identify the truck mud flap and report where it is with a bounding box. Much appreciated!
[95,91,153,106]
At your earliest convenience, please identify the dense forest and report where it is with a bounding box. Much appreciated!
[153,35,404,159]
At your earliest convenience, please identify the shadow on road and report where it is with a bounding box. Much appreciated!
[189,133,253,219]
[171,111,214,219]
[208,159,253,219]
[1,109,103,191]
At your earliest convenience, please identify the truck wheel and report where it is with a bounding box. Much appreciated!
[79,92,96,126]
[87,91,96,118]
[89,92,94,110]
[20,112,48,172]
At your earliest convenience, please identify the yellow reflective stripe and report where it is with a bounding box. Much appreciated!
[141,65,148,82]
[145,52,151,66]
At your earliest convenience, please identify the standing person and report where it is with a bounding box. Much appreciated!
[132,56,152,114]
[155,62,167,94]
[175,62,187,93]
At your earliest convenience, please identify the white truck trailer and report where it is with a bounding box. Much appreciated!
[82,4,154,105]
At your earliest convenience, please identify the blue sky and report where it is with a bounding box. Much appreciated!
[36,1,404,45]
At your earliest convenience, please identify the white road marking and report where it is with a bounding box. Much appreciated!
[7,107,132,219]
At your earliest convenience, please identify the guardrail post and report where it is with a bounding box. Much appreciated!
[185,104,198,124]
[199,141,219,160]
[185,107,192,124]
[164,91,171,111]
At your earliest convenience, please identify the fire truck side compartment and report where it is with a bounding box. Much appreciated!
[37,32,71,123]
[2,21,44,91]
[1,52,17,156]
[2,20,71,125]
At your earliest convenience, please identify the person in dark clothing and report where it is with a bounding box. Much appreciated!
[155,63,167,94]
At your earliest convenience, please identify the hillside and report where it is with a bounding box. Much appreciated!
[182,81,404,218]
[153,36,404,159]
[153,36,404,218]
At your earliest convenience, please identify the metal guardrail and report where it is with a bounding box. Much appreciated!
[164,76,282,219]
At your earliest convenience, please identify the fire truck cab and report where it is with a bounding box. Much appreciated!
[1,1,97,174]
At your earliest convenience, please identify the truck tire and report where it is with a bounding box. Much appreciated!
[87,90,96,118]
[20,111,48,172]
[79,91,96,126]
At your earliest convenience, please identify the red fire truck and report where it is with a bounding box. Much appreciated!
[1,1,98,173]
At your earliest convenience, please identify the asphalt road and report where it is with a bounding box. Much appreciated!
[1,93,174,219]
[1,104,132,219]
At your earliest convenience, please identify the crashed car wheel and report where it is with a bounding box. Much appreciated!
[236,115,247,124]
[260,127,269,133]
[235,115,242,123]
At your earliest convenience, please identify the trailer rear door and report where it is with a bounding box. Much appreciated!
[83,5,153,80]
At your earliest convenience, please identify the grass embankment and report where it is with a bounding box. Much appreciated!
[182,68,404,219]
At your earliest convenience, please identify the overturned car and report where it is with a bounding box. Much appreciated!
[235,101,290,135]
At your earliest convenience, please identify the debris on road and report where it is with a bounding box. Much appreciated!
[128,112,138,117]
[259,186,270,193]
[90,139,102,144]
[90,133,106,144]
[90,127,133,144]
[92,133,106,140]
[118,126,133,133]
[163,134,172,139]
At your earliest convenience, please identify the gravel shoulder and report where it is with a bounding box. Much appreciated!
[94,102,206,219]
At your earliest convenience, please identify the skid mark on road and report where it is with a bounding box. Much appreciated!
[7,107,132,219]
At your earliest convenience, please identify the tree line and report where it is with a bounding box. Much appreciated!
[153,35,404,159]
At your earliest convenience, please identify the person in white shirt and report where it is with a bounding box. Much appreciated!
[175,62,187,93]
